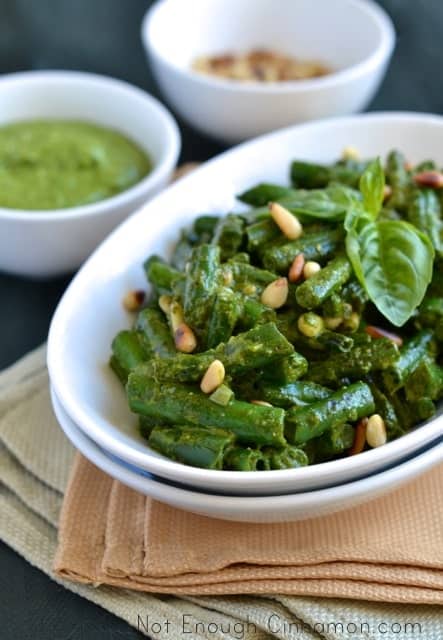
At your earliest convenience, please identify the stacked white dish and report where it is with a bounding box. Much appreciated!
[48,113,443,523]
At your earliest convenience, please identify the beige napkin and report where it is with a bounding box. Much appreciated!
[55,451,443,603]
[1,346,443,639]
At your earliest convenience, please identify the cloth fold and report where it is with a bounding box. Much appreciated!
[55,454,443,603]
[1,345,442,639]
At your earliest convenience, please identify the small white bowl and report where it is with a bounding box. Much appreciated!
[0,71,180,278]
[52,387,443,523]
[142,0,395,143]
[47,112,443,497]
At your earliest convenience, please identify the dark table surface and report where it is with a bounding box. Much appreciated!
[1,1,442,638]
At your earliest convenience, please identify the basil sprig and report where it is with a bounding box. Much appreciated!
[345,159,434,326]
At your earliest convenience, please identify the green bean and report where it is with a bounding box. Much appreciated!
[307,337,399,386]
[238,183,298,206]
[237,297,277,330]
[407,188,443,255]
[322,292,347,319]
[261,445,308,470]
[260,381,332,408]
[212,214,245,260]
[148,425,235,470]
[405,358,443,403]
[290,159,367,189]
[285,381,375,444]
[368,383,404,439]
[228,252,250,264]
[135,308,175,357]
[144,256,184,294]
[341,280,369,313]
[170,233,194,271]
[228,261,278,290]
[144,322,294,382]
[127,374,287,446]
[207,287,242,348]
[296,256,352,309]
[110,330,150,384]
[262,228,344,273]
[183,244,220,341]
[413,160,437,173]
[223,446,265,471]
[417,296,443,328]
[246,218,280,251]
[382,329,435,393]
[261,352,308,385]
[412,397,436,421]
[139,415,162,440]
[193,215,220,238]
[311,423,355,461]
[385,150,410,210]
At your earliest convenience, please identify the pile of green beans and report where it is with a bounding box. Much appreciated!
[110,150,443,471]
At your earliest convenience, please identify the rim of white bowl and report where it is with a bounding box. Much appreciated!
[48,111,443,490]
[52,386,443,516]
[142,0,395,94]
[0,70,181,221]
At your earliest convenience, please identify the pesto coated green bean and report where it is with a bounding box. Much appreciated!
[285,382,374,445]
[128,373,287,446]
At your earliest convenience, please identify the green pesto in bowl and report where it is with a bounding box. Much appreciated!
[0,120,152,210]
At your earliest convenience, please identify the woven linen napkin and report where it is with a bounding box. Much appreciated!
[1,347,443,639]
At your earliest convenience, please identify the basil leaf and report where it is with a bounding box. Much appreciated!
[282,185,362,222]
[346,220,434,326]
[359,158,385,219]
[237,183,298,207]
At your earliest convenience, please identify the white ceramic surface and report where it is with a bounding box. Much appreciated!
[48,113,443,496]
[0,71,180,277]
[142,0,395,143]
[51,386,443,523]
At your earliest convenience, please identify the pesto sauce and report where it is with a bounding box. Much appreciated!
[0,120,152,210]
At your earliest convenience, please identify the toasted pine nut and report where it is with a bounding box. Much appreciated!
[251,400,273,407]
[269,202,303,240]
[365,325,403,347]
[342,145,360,160]
[243,283,257,296]
[122,289,145,312]
[169,300,185,332]
[297,312,324,338]
[366,414,387,448]
[222,268,234,286]
[349,418,368,455]
[288,253,305,283]
[261,277,288,309]
[158,294,172,314]
[343,311,360,333]
[413,171,443,189]
[303,261,321,279]
[324,316,343,330]
[200,359,225,393]
[174,323,197,353]
[383,184,393,201]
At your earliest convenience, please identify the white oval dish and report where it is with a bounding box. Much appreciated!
[0,71,180,277]
[142,0,395,143]
[48,113,443,496]
[51,386,443,523]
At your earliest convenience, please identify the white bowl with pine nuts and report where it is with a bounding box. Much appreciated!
[48,113,443,497]
[141,0,395,143]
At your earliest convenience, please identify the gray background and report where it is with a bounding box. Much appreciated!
[0,1,442,637]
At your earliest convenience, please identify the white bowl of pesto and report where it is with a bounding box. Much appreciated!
[48,113,443,497]
[0,71,180,277]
